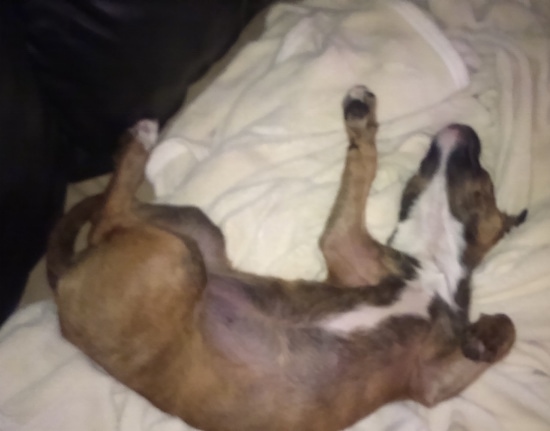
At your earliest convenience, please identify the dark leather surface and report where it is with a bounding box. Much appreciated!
[21,0,248,181]
[0,0,66,323]
[0,0,272,325]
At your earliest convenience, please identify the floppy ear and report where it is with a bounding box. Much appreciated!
[503,209,528,233]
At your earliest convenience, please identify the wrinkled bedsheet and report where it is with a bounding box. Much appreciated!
[1,1,550,430]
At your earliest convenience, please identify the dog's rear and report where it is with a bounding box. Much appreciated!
[47,120,159,288]
[48,121,215,421]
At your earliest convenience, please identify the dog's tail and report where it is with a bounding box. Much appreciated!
[46,194,103,290]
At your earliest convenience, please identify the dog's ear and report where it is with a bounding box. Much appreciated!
[502,209,528,233]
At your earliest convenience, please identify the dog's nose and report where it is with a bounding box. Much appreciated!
[435,123,481,161]
[436,124,475,146]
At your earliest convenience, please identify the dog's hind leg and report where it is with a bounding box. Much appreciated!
[320,87,404,287]
[89,120,159,245]
[137,204,231,270]
[56,120,207,376]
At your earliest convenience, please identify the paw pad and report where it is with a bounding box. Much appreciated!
[130,119,159,151]
[462,313,515,363]
[343,85,376,122]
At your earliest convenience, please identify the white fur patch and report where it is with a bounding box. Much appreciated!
[320,282,431,333]
[319,127,468,335]
[131,119,159,152]
[346,85,372,102]
[321,131,467,335]
[391,138,466,307]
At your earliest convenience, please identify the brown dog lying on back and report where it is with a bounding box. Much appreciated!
[47,86,526,431]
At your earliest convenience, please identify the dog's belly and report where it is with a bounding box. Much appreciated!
[200,271,435,361]
[196,273,422,431]
[200,274,343,372]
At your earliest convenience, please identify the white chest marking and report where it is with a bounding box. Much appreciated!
[391,145,466,307]
[320,282,431,333]
[320,132,468,335]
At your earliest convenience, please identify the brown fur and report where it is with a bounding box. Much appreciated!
[47,88,521,431]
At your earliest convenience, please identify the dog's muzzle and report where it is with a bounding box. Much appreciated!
[437,123,483,173]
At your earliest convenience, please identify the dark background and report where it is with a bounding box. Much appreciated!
[0,0,275,324]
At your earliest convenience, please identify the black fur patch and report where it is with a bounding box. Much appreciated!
[217,274,407,326]
[382,245,420,280]
[446,126,484,186]
[398,189,419,222]
[428,296,467,340]
[516,209,528,226]
[397,142,441,222]
[419,140,441,178]
[344,99,369,120]
[454,276,471,318]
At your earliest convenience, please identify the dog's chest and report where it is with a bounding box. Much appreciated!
[320,280,432,333]
[321,172,467,335]
[391,174,466,306]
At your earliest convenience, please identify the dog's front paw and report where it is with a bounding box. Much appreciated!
[343,85,377,129]
[130,119,159,152]
[462,313,515,363]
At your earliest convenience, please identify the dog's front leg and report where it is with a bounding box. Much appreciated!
[413,313,516,406]
[319,86,389,287]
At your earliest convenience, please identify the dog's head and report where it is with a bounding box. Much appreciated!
[397,124,527,270]
[442,125,527,267]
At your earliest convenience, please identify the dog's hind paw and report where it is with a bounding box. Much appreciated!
[130,119,159,152]
[343,85,377,129]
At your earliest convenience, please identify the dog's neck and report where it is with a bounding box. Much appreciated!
[390,145,467,308]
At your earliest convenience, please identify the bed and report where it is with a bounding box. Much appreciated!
[2,0,550,430]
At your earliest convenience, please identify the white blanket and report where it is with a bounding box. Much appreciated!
[2,1,550,430]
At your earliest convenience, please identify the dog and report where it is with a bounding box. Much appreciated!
[47,86,527,431]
